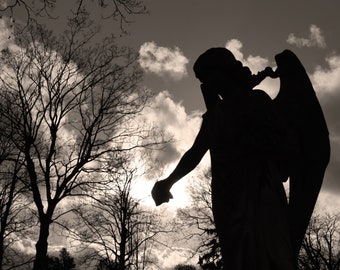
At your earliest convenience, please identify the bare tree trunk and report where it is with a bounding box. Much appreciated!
[33,216,51,270]
[0,159,21,269]
[119,225,127,270]
[0,193,11,270]
[0,238,4,270]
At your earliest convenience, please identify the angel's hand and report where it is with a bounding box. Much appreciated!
[264,66,279,78]
[151,179,173,206]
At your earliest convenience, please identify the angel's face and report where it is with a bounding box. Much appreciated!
[203,62,253,93]
[239,66,253,84]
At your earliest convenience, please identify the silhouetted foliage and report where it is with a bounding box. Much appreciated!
[174,264,197,270]
[198,231,223,270]
[298,213,340,270]
[0,91,33,269]
[178,170,223,269]
[96,257,120,270]
[47,248,76,270]
[72,165,167,270]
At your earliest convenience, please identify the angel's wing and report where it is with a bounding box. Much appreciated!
[273,50,330,259]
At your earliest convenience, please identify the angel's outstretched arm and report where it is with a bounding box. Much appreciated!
[152,120,209,205]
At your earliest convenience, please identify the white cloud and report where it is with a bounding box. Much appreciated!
[138,41,189,80]
[225,39,244,62]
[315,188,340,215]
[225,39,270,72]
[138,91,209,207]
[308,54,340,195]
[152,247,198,269]
[0,18,13,50]
[287,24,326,48]
[310,54,340,94]
[143,91,203,155]
[137,40,340,212]
[13,238,36,254]
[295,53,340,198]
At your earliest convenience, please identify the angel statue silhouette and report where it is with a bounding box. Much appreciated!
[151,48,330,270]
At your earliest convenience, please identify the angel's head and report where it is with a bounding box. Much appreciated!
[193,47,253,94]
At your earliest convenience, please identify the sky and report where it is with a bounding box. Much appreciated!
[122,0,340,213]
[126,2,340,265]
[105,1,340,266]
[1,0,340,268]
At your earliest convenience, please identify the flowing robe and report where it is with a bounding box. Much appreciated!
[202,89,295,269]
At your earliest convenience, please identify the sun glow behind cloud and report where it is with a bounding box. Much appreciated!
[136,40,282,208]
[137,33,340,212]
[134,90,209,208]
[1,0,338,265]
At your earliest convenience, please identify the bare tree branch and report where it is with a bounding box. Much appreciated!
[63,166,171,269]
[0,0,147,33]
[299,213,340,270]
[0,14,164,268]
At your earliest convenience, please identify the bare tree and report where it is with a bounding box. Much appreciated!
[71,165,168,270]
[0,155,30,269]
[0,0,147,32]
[180,170,340,270]
[0,11,161,269]
[47,247,76,270]
[0,93,34,269]
[174,264,197,270]
[298,213,340,270]
[177,170,223,269]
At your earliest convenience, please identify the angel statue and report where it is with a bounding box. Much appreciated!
[151,48,330,270]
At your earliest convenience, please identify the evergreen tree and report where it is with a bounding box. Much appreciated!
[47,248,75,270]
[174,264,197,270]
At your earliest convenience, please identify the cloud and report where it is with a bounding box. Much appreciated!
[308,55,340,196]
[13,238,35,254]
[152,247,198,269]
[225,39,280,98]
[138,41,189,80]
[225,39,270,71]
[0,18,13,50]
[137,91,208,207]
[141,90,204,176]
[143,91,203,157]
[138,39,340,211]
[287,24,326,48]
[310,54,340,94]
[316,188,340,215]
